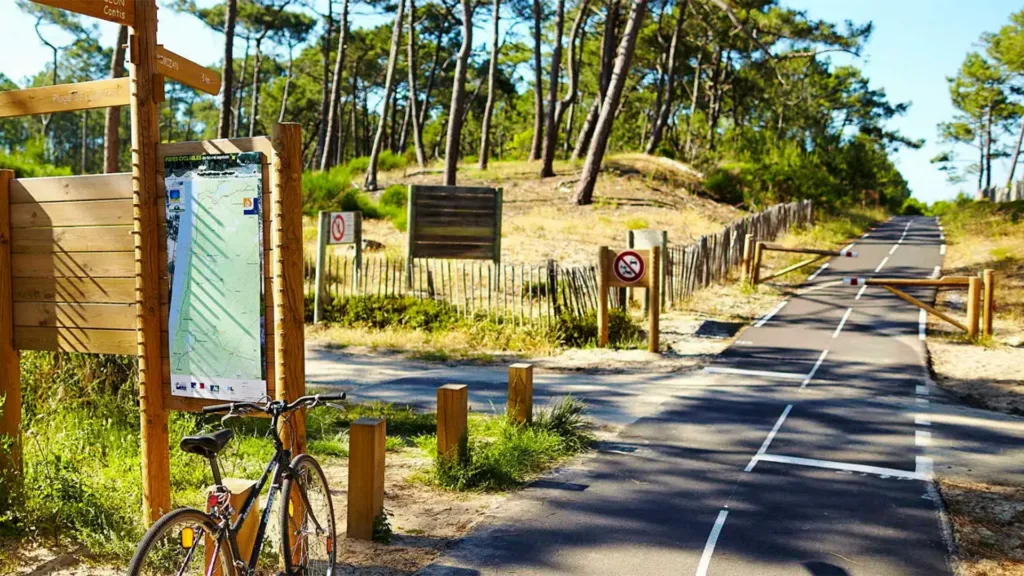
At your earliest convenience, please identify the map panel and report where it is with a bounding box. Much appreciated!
[165,153,266,401]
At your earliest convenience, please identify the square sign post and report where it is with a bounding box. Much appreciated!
[598,246,661,353]
[314,211,362,323]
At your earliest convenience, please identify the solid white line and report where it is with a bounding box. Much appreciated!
[932,265,941,278]
[916,456,935,481]
[874,257,889,273]
[916,397,930,406]
[807,262,829,282]
[916,431,932,447]
[703,366,808,381]
[754,453,926,480]
[695,510,729,576]
[916,385,930,396]
[889,244,899,255]
[855,285,868,300]
[861,232,870,239]
[940,245,947,256]
[800,350,829,389]
[919,309,927,340]
[915,415,932,426]
[842,243,856,252]
[940,233,945,241]
[745,405,793,472]
[754,300,788,327]
[832,308,853,339]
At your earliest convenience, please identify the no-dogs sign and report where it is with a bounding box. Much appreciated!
[328,212,356,244]
[613,250,646,284]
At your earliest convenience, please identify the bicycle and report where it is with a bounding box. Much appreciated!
[127,392,347,576]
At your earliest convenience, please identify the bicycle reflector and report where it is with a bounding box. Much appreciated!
[207,492,220,510]
[327,537,334,554]
[288,500,294,517]
[181,527,195,549]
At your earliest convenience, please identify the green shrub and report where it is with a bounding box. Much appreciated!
[554,309,644,348]
[0,150,71,178]
[376,150,408,172]
[380,185,407,209]
[309,295,460,331]
[900,197,928,216]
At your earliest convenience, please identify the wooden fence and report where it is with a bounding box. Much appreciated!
[304,200,813,322]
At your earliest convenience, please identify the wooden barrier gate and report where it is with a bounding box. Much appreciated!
[0,0,306,525]
[745,238,858,285]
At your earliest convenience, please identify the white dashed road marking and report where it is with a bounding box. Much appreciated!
[702,366,807,381]
[875,257,889,273]
[919,309,927,340]
[832,308,853,339]
[754,300,788,327]
[807,263,829,282]
[801,350,829,389]
[695,510,730,576]
[855,285,868,300]
[916,431,932,447]
[745,405,794,472]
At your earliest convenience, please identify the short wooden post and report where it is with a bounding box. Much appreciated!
[741,234,754,285]
[982,269,995,338]
[436,385,468,463]
[313,211,329,324]
[348,418,386,540]
[649,246,661,353]
[751,241,765,285]
[597,247,610,347]
[967,276,981,340]
[507,364,534,424]
[206,478,260,574]
[0,170,21,488]
[130,0,171,524]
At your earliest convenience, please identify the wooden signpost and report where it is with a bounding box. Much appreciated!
[597,246,661,353]
[313,211,362,323]
[0,0,303,527]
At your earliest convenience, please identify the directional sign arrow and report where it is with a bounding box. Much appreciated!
[156,46,222,96]
[30,0,135,27]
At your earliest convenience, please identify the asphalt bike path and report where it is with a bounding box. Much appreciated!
[418,216,956,576]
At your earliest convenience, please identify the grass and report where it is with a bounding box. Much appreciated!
[415,397,596,492]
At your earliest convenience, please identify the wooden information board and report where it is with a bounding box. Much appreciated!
[406,185,503,262]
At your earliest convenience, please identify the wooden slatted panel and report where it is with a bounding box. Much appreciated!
[413,244,495,260]
[14,302,136,330]
[12,277,136,303]
[14,326,137,355]
[11,199,133,228]
[12,226,134,253]
[10,173,133,204]
[12,252,135,278]
[409,185,500,261]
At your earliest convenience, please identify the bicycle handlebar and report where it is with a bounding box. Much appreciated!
[201,392,347,415]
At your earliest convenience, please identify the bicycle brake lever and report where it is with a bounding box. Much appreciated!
[326,403,346,410]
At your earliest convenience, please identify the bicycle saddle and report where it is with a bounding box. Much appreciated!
[179,429,234,458]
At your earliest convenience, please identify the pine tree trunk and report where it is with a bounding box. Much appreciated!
[570,0,648,205]
[444,0,473,185]
[248,36,265,138]
[571,0,619,161]
[539,0,567,177]
[365,0,407,190]
[543,0,590,173]
[218,0,237,138]
[320,0,350,170]
[478,0,501,170]
[278,45,295,123]
[233,38,250,138]
[104,25,128,173]
[985,105,994,190]
[645,0,687,154]
[529,0,545,161]
[1006,116,1024,189]
[314,1,335,166]
[407,0,427,167]
[683,47,702,159]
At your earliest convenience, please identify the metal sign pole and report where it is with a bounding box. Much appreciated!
[314,211,329,323]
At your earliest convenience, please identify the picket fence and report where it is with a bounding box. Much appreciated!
[304,200,813,323]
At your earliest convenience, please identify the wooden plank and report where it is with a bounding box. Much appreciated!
[13,326,137,355]
[414,235,495,245]
[411,244,496,260]
[0,77,130,119]
[157,137,274,160]
[156,46,221,96]
[347,418,386,541]
[12,277,136,303]
[12,226,134,253]
[415,226,495,238]
[414,185,497,196]
[415,207,495,218]
[415,197,496,210]
[14,302,135,330]
[11,199,132,228]
[10,173,133,204]
[12,252,135,278]
[30,0,135,26]
[415,215,497,229]
[0,170,22,483]
[437,384,468,464]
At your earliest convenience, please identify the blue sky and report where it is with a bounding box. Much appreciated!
[0,1,1021,203]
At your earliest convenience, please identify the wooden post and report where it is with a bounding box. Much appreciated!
[660,230,668,309]
[751,241,765,285]
[272,123,307,454]
[348,418,385,540]
[313,211,329,324]
[741,234,753,285]
[405,184,416,285]
[982,269,995,338]
[205,478,260,574]
[649,246,661,353]
[967,276,981,340]
[436,384,468,463]
[597,247,610,347]
[507,364,534,424]
[130,0,171,525]
[0,170,20,488]
[353,211,363,293]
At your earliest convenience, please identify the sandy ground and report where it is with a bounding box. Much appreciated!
[939,478,1024,576]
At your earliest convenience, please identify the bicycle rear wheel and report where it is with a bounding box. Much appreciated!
[281,454,337,574]
[127,508,234,576]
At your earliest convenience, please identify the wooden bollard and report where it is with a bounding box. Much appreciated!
[437,385,468,464]
[508,364,534,424]
[967,276,981,340]
[982,269,995,338]
[206,478,259,574]
[741,234,754,285]
[752,241,765,285]
[649,245,661,353]
[348,418,385,540]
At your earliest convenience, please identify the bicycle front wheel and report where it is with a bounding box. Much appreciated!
[127,507,234,576]
[281,454,337,574]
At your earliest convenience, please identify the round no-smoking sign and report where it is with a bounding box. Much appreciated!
[613,250,645,284]
[330,213,347,244]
